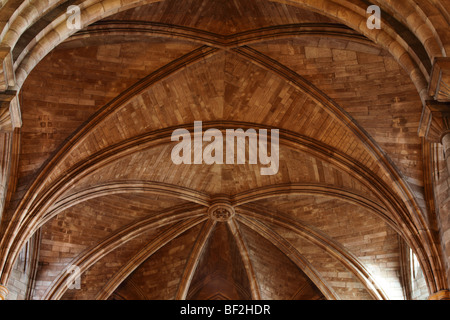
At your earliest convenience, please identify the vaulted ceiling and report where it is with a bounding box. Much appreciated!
[0,0,450,301]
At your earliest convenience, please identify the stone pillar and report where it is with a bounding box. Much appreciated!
[0,284,8,300]
[443,134,450,174]
[428,289,450,300]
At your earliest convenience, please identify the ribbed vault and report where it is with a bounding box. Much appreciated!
[0,0,449,301]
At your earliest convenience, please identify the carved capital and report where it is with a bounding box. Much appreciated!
[0,46,15,92]
[419,100,450,143]
[428,290,450,300]
[0,285,8,300]
[208,196,235,222]
[429,57,450,102]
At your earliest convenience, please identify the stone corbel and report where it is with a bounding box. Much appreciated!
[0,284,8,300]
[418,100,450,143]
[429,57,450,102]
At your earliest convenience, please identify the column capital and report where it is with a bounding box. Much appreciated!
[0,284,8,300]
[428,290,450,300]
[419,100,450,143]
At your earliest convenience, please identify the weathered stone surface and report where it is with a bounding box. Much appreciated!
[1,0,450,301]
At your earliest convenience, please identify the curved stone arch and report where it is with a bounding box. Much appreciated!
[1,0,441,62]
[0,0,445,293]
[237,212,388,300]
[236,208,390,300]
[37,180,397,298]
[0,126,439,289]
[0,44,220,273]
[173,219,219,300]
[38,181,391,232]
[341,0,443,71]
[0,121,443,294]
[22,182,393,300]
[1,0,161,50]
[0,0,23,39]
[0,0,52,43]
[0,0,430,103]
[0,33,407,249]
[42,208,208,300]
[11,124,400,234]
